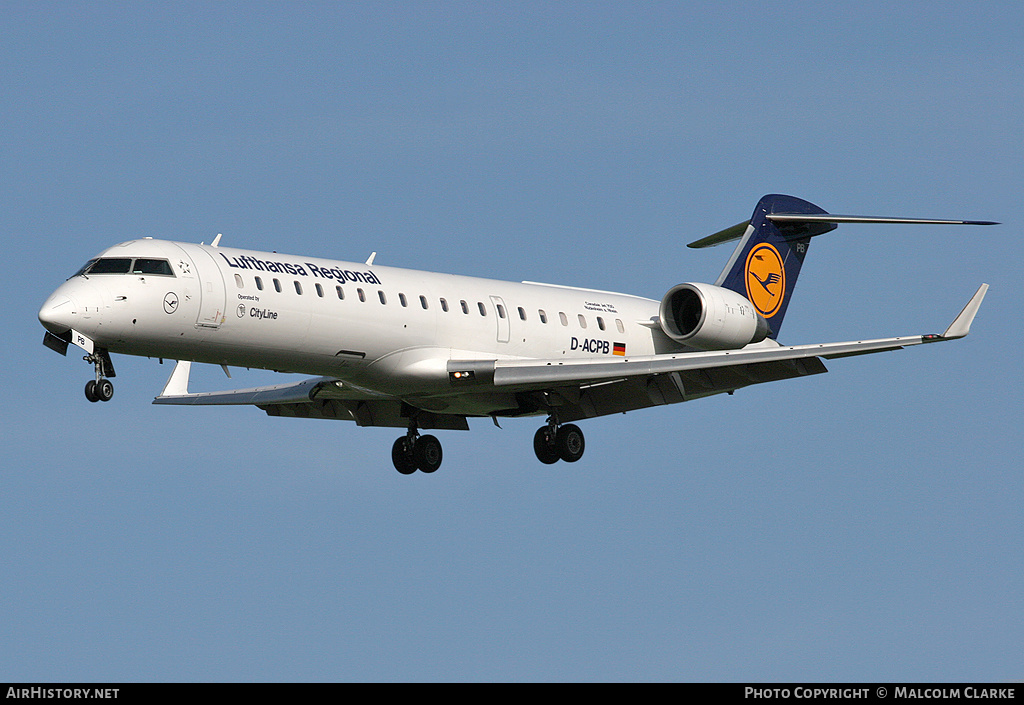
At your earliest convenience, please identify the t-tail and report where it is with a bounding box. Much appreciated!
[713,194,830,339]
[688,194,997,340]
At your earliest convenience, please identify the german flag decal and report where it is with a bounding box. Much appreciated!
[613,342,626,356]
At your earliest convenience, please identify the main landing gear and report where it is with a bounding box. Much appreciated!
[390,415,586,474]
[83,350,115,403]
[391,424,443,475]
[533,416,585,465]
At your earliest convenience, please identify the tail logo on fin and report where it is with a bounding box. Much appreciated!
[744,243,786,318]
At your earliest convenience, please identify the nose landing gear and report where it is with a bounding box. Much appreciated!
[82,350,115,403]
[85,377,114,402]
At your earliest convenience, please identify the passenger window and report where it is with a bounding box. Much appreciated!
[399,293,408,307]
[315,283,324,297]
[234,274,243,288]
[578,314,587,328]
[539,310,548,324]
[461,300,469,314]
[597,317,605,331]
[440,298,449,312]
[559,312,568,326]
[378,291,387,305]
[273,279,282,293]
[518,307,527,321]
[497,304,506,319]
[478,302,487,316]
[615,319,624,333]
[294,281,303,295]
[336,285,344,300]
[357,288,366,302]
[420,295,429,310]
[255,277,264,291]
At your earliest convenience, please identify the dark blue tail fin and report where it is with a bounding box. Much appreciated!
[716,194,835,339]
[689,194,997,339]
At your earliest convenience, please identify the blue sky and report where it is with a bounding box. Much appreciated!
[3,1,1021,681]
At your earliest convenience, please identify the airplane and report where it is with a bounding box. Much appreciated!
[38,194,994,474]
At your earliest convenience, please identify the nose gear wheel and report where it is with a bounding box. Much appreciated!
[83,350,115,402]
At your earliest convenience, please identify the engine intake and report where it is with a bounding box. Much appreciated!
[659,283,770,350]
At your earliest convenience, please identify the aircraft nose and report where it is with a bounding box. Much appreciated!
[38,294,75,334]
[38,278,103,335]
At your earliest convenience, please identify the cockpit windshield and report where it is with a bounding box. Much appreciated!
[74,257,174,278]
[72,259,99,277]
[132,258,174,275]
[86,258,133,274]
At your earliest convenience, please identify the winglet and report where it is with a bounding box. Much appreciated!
[940,284,989,340]
[160,360,192,397]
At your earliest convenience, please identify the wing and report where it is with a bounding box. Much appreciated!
[152,361,470,430]
[447,284,989,421]
[154,284,986,426]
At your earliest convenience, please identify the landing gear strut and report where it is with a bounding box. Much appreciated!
[83,350,114,403]
[533,415,585,464]
[391,422,443,474]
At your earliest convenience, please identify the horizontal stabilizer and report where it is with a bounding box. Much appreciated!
[689,205,998,248]
[767,214,999,226]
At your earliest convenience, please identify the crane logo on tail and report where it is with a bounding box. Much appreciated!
[745,243,786,318]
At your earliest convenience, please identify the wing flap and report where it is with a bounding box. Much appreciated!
[554,357,830,422]
[257,399,470,430]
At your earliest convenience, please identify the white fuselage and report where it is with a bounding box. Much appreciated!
[36,194,992,472]
[39,238,682,400]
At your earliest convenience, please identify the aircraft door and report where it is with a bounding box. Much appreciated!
[490,295,510,343]
[175,244,226,329]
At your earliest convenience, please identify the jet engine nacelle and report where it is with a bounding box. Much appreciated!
[658,283,770,350]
